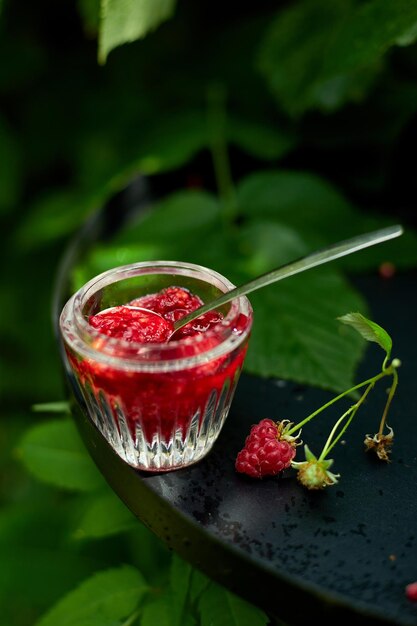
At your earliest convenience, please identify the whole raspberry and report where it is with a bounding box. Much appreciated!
[235,419,298,478]
[406,581,417,602]
[89,306,173,343]
[130,286,202,318]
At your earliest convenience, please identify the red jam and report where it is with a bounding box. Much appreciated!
[89,286,225,343]
[89,306,173,343]
[69,287,250,450]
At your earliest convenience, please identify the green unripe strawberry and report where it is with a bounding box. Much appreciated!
[292,445,339,490]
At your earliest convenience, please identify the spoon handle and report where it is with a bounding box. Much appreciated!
[173,224,403,331]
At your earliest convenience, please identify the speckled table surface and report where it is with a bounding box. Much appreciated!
[60,269,417,626]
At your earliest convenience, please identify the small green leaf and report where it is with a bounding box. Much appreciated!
[35,565,147,626]
[304,444,317,462]
[338,312,392,358]
[99,0,176,63]
[74,492,137,539]
[199,583,269,626]
[17,419,105,492]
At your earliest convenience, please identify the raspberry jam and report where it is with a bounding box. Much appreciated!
[60,262,253,472]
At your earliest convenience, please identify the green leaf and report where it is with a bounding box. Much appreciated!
[127,523,171,584]
[238,169,356,225]
[304,444,317,462]
[236,220,308,276]
[246,269,367,393]
[338,312,392,358]
[99,0,176,63]
[141,592,196,626]
[15,189,98,250]
[0,501,101,620]
[133,111,208,175]
[115,189,220,244]
[237,170,417,271]
[141,594,170,626]
[74,492,137,539]
[17,419,105,492]
[258,0,370,116]
[71,176,406,393]
[322,0,417,76]
[199,583,269,626]
[35,565,147,626]
[93,110,209,184]
[170,554,192,626]
[72,189,222,290]
[70,241,173,292]
[259,0,417,116]
[227,116,296,161]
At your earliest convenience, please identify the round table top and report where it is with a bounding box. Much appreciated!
[61,270,417,626]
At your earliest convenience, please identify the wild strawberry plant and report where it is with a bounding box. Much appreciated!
[236,312,401,489]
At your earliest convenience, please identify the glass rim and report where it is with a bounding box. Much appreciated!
[59,260,253,372]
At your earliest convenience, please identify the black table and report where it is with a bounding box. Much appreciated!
[54,186,417,626]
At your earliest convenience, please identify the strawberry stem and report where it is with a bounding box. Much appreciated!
[207,83,237,224]
[285,367,393,437]
[318,381,375,461]
[378,366,398,438]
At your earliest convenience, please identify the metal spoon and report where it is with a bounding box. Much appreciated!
[168,224,403,337]
[123,225,402,339]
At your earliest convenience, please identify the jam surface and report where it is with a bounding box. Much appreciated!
[89,286,224,343]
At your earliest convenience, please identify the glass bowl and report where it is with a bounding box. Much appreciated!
[59,261,253,472]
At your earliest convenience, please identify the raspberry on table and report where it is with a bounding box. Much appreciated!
[406,581,417,602]
[235,419,297,478]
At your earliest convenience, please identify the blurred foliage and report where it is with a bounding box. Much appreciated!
[15,414,271,626]
[1,0,417,624]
